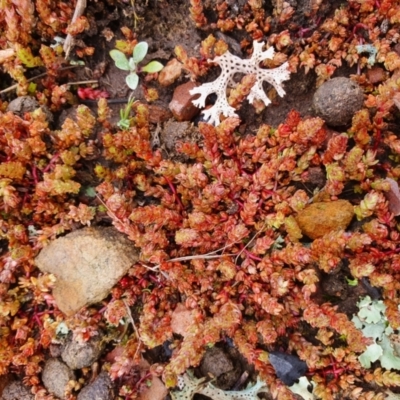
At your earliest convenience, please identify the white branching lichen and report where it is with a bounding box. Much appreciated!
[171,371,269,400]
[190,40,291,126]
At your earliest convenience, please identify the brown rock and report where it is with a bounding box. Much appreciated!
[35,227,139,316]
[137,360,168,400]
[367,67,386,84]
[7,96,53,124]
[148,105,172,123]
[385,178,400,216]
[295,200,354,240]
[169,81,200,121]
[158,58,182,86]
[200,346,241,390]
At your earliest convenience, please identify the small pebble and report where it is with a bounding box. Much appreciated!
[7,96,53,124]
[313,77,364,127]
[61,334,105,370]
[1,381,33,400]
[367,67,386,84]
[77,372,114,400]
[169,81,200,121]
[42,358,76,400]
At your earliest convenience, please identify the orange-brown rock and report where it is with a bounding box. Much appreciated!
[295,200,354,240]
[367,67,386,84]
[169,81,200,121]
[148,104,172,123]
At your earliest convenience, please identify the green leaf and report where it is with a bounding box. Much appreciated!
[346,277,358,286]
[83,186,97,198]
[126,73,139,90]
[56,322,69,337]
[128,58,137,71]
[132,42,148,64]
[109,49,130,71]
[142,60,164,73]
[28,82,37,94]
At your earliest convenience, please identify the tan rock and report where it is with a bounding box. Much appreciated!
[169,81,200,121]
[158,58,182,86]
[171,303,198,337]
[295,200,354,240]
[138,375,168,400]
[138,360,168,400]
[35,227,139,316]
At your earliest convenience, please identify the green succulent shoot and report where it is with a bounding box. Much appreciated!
[109,42,163,90]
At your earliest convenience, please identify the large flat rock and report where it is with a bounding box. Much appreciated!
[35,227,139,316]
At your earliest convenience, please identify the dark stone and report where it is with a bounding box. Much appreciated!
[200,346,242,390]
[269,351,308,386]
[77,372,114,400]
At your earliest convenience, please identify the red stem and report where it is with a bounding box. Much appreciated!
[43,153,60,173]
[164,176,184,211]
[240,244,263,261]
[31,165,39,185]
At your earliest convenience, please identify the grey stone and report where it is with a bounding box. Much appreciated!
[42,358,76,399]
[313,77,364,126]
[7,96,53,123]
[61,334,105,370]
[1,381,33,400]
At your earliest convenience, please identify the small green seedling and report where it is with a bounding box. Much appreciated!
[118,94,136,130]
[109,42,163,90]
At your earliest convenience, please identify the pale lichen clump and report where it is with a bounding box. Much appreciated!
[190,40,291,125]
[171,372,269,400]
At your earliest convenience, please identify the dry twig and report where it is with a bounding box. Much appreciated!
[63,0,87,59]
